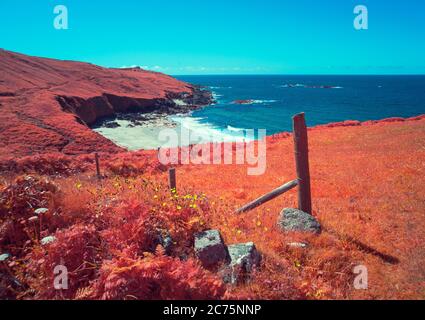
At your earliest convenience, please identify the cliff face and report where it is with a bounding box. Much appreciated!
[0,49,210,158]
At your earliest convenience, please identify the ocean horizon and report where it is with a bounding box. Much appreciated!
[95,75,425,150]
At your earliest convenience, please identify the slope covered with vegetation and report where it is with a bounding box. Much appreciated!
[1,116,424,300]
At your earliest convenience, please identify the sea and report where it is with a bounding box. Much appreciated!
[175,75,425,133]
[95,75,425,150]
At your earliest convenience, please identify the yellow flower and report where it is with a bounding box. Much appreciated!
[256,221,262,227]
[176,205,182,210]
[76,182,82,189]
[153,195,158,199]
[314,290,323,298]
[188,217,200,226]
[237,230,242,235]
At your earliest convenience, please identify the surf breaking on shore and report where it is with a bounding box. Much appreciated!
[92,85,258,150]
[93,114,252,150]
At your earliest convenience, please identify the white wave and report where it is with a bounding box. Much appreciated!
[252,99,277,104]
[233,99,277,105]
[280,83,343,89]
[280,83,305,88]
[170,116,251,144]
[279,84,304,88]
[227,125,245,132]
[211,91,224,104]
[209,86,232,89]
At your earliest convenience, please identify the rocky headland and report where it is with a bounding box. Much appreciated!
[0,49,213,159]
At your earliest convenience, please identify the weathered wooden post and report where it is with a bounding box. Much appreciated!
[94,152,101,180]
[236,179,299,214]
[168,168,176,191]
[292,113,312,214]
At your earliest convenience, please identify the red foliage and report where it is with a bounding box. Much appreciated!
[0,151,166,178]
[101,199,168,255]
[1,117,424,300]
[103,151,167,177]
[177,117,425,299]
[315,120,361,128]
[100,190,212,259]
[0,176,60,254]
[0,153,90,176]
[0,175,58,219]
[25,224,102,299]
[89,252,226,300]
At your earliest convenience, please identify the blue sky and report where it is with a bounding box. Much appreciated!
[1,0,424,75]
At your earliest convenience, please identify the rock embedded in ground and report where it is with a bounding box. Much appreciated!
[41,236,56,246]
[156,230,173,255]
[0,253,11,262]
[278,208,321,234]
[194,230,229,268]
[34,208,48,215]
[28,216,39,223]
[221,242,262,285]
[287,242,309,248]
[103,121,120,128]
[228,242,262,271]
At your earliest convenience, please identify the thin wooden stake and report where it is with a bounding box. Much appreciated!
[95,152,101,180]
[292,113,312,214]
[168,168,176,191]
[235,179,298,214]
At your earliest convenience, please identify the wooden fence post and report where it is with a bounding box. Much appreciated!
[292,113,312,214]
[235,179,299,214]
[168,168,176,191]
[94,152,101,180]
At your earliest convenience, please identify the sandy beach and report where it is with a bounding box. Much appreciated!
[93,116,179,150]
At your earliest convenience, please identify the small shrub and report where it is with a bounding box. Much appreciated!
[89,250,226,300]
[25,224,102,299]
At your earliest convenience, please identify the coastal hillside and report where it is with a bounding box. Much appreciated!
[0,49,210,158]
[177,117,425,299]
[0,117,424,299]
[1,50,424,300]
